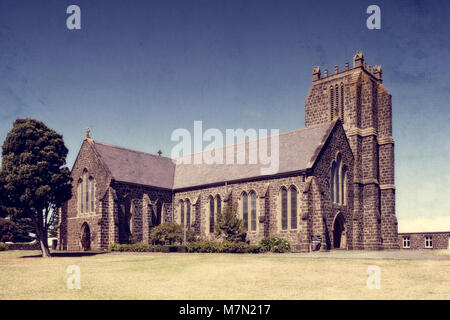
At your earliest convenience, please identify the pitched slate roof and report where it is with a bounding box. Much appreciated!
[173,121,335,189]
[93,142,176,189]
[90,121,336,190]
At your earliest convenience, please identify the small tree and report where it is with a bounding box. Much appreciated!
[214,205,246,242]
[0,119,72,257]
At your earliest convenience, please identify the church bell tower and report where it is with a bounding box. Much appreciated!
[304,51,398,250]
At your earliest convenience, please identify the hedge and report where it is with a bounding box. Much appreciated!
[0,243,6,251]
[108,237,291,254]
[109,243,187,253]
[186,241,264,254]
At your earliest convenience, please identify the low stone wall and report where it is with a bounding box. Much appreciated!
[2,241,41,250]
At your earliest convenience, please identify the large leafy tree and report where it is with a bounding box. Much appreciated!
[0,217,33,242]
[0,119,72,257]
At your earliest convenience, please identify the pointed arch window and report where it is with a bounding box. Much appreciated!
[185,199,191,228]
[250,191,257,231]
[330,154,347,205]
[242,192,248,230]
[84,172,89,213]
[78,180,83,213]
[179,200,184,226]
[216,195,221,217]
[342,166,348,205]
[78,171,95,214]
[209,196,215,233]
[290,186,297,229]
[89,178,95,212]
[281,187,288,230]
[330,86,334,120]
[335,84,339,117]
[340,83,344,122]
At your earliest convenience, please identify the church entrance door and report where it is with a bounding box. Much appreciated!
[332,213,346,249]
[80,223,91,251]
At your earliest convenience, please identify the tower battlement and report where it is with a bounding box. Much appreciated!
[312,51,382,83]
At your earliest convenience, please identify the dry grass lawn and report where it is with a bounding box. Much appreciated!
[1,250,449,299]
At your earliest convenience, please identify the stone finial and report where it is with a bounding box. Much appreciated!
[312,66,321,81]
[334,65,339,74]
[85,128,92,141]
[345,62,349,71]
[353,51,364,68]
[373,65,382,80]
[324,69,328,77]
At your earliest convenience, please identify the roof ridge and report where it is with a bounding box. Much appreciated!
[175,122,335,159]
[93,141,173,161]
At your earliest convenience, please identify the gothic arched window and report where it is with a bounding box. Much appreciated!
[290,186,297,229]
[281,187,288,230]
[340,83,344,122]
[179,200,184,226]
[216,195,221,216]
[79,171,95,214]
[330,86,334,120]
[330,154,347,205]
[209,196,214,233]
[250,191,257,231]
[242,192,248,230]
[185,199,191,228]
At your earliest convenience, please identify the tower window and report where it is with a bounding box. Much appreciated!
[340,83,344,122]
[330,86,334,120]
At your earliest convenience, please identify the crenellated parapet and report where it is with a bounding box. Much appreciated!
[312,51,382,83]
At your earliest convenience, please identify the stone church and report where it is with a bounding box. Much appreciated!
[58,52,399,252]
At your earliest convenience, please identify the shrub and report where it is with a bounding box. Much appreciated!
[150,223,183,245]
[258,237,291,253]
[214,205,246,242]
[0,243,6,251]
[187,241,221,253]
[187,241,262,254]
[185,228,198,243]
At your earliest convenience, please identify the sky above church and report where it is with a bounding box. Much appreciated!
[1,0,449,224]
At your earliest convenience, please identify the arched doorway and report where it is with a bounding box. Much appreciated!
[332,213,346,249]
[80,223,91,251]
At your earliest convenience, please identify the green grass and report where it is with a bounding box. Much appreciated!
[1,250,450,299]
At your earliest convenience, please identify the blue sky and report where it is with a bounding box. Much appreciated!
[0,0,449,222]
